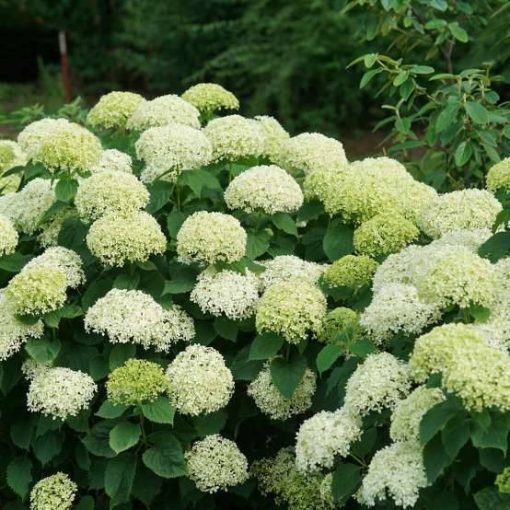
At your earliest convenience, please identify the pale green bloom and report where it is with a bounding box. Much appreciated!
[30,473,77,510]
[0,213,18,256]
[255,115,290,161]
[87,91,145,129]
[259,255,326,290]
[323,254,378,290]
[182,83,239,114]
[496,467,510,494]
[318,307,361,345]
[90,149,133,174]
[18,118,70,158]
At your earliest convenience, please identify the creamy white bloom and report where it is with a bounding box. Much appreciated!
[30,472,77,510]
[255,115,290,161]
[18,118,71,158]
[87,91,145,129]
[259,255,326,290]
[0,213,18,255]
[90,149,133,174]
[182,83,239,114]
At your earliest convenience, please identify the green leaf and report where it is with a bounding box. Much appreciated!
[58,217,88,250]
[109,422,141,453]
[214,317,238,341]
[193,409,227,436]
[363,53,377,68]
[10,419,34,450]
[479,232,510,262]
[471,413,510,454]
[0,253,32,272]
[33,431,62,464]
[441,416,470,459]
[479,448,505,473]
[146,181,173,213]
[360,68,382,89]
[350,338,376,358]
[420,398,462,445]
[81,277,113,310]
[166,209,185,238]
[180,168,221,196]
[423,434,452,483]
[454,141,473,167]
[105,452,137,506]
[109,344,136,370]
[25,337,61,363]
[474,487,510,510]
[323,219,353,261]
[141,396,175,424]
[270,351,307,399]
[465,102,489,125]
[316,345,342,374]
[96,400,128,419]
[467,304,491,322]
[272,213,298,236]
[163,278,194,294]
[249,333,285,361]
[246,230,271,259]
[449,22,468,42]
[82,421,117,458]
[142,432,187,479]
[6,457,32,498]
[55,177,78,203]
[332,463,361,504]
[113,272,140,290]
[75,496,95,510]
[436,104,459,133]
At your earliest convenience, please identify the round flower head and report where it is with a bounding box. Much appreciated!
[248,363,316,420]
[203,115,266,162]
[85,289,194,351]
[107,359,167,406]
[255,115,290,161]
[135,123,212,183]
[34,122,102,175]
[190,269,260,320]
[0,214,18,255]
[18,118,71,158]
[0,292,44,360]
[318,307,361,345]
[487,157,510,192]
[23,247,85,289]
[253,447,334,510]
[275,132,347,175]
[176,211,246,265]
[303,166,345,202]
[6,266,67,315]
[30,473,77,510]
[0,178,55,235]
[166,344,234,416]
[390,386,445,442]
[410,324,510,411]
[295,407,362,472]
[354,212,419,258]
[75,171,149,222]
[322,255,378,290]
[359,441,428,508]
[87,211,166,267]
[418,189,502,239]
[344,352,411,416]
[224,165,303,214]
[90,149,133,174]
[185,435,248,493]
[87,91,145,129]
[259,255,326,290]
[256,279,327,344]
[360,284,441,344]
[127,94,200,130]
[38,207,77,248]
[182,83,239,114]
[416,246,495,309]
[0,140,27,172]
[496,467,510,494]
[27,366,96,420]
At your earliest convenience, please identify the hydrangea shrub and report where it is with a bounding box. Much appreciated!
[1,83,510,509]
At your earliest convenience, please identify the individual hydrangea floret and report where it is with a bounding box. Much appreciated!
[275,132,348,175]
[127,94,200,130]
[0,292,44,360]
[107,359,167,406]
[27,366,97,420]
[259,255,326,290]
[255,115,290,161]
[359,441,428,508]
[30,472,77,510]
[390,386,445,442]
[0,214,18,256]
[75,170,150,222]
[90,149,133,174]
[166,344,234,416]
[418,189,502,239]
[135,123,213,183]
[185,435,248,493]
[176,211,246,265]
[203,115,266,162]
[295,407,362,472]
[86,211,166,267]
[344,352,411,416]
[322,255,378,290]
[248,363,316,420]
[18,118,71,158]
[256,279,327,344]
[87,91,145,129]
[318,307,361,345]
[182,83,240,114]
[224,165,303,214]
[190,269,260,320]
[85,289,194,351]
[6,266,67,315]
[353,212,419,258]
[360,284,441,344]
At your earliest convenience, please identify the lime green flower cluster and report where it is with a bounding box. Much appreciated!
[256,279,327,343]
[487,158,510,192]
[322,254,378,290]
[0,213,18,256]
[318,307,361,345]
[182,83,239,114]
[107,359,167,406]
[496,467,510,494]
[87,91,145,129]
[30,473,77,510]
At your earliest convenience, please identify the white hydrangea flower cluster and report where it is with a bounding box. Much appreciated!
[90,148,133,174]
[185,434,249,493]
[30,472,77,510]
[127,94,201,130]
[0,139,27,171]
[224,165,303,214]
[190,269,260,320]
[87,91,145,129]
[166,344,234,416]
[26,365,97,420]
[85,289,194,351]
[259,255,326,290]
[18,118,71,158]
[135,123,213,183]
[182,83,239,114]
[255,115,290,161]
[0,213,18,255]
